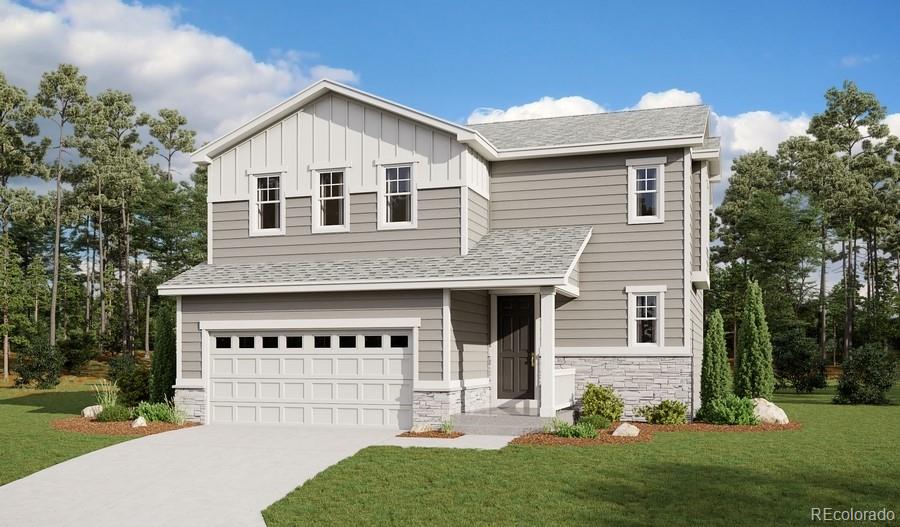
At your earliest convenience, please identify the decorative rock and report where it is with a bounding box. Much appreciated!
[752,398,789,424]
[81,405,103,418]
[409,424,433,433]
[611,422,640,437]
[131,416,147,428]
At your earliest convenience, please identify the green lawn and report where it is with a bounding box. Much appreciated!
[264,386,900,526]
[0,377,130,485]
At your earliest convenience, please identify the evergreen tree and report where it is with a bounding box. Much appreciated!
[700,310,732,409]
[735,281,775,399]
[149,298,176,402]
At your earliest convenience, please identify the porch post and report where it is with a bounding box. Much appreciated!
[539,287,556,417]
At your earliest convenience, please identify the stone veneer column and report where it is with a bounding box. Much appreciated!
[174,386,206,423]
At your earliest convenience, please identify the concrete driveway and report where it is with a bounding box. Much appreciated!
[0,425,397,527]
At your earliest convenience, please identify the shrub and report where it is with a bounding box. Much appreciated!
[14,329,62,389]
[696,394,758,425]
[58,330,98,374]
[834,344,896,405]
[700,310,732,409]
[439,420,454,434]
[580,384,623,422]
[773,327,826,393]
[96,405,134,422]
[735,280,775,399]
[637,400,688,425]
[92,379,119,408]
[107,353,136,383]
[135,400,186,425]
[577,414,611,430]
[117,365,151,407]
[548,419,598,439]
[150,299,177,402]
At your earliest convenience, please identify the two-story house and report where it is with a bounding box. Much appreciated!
[159,80,720,429]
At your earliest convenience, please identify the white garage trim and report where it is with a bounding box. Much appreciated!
[199,318,421,331]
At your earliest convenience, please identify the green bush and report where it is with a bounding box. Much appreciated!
[580,384,624,422]
[14,329,62,389]
[696,394,758,425]
[58,330,98,374]
[577,414,611,430]
[637,400,688,424]
[834,344,896,405]
[150,299,177,402]
[96,405,134,422]
[548,419,598,439]
[701,310,732,409]
[773,327,826,393]
[735,280,775,399]
[107,353,136,383]
[135,400,186,425]
[117,365,151,407]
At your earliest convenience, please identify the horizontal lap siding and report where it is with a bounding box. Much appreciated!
[490,150,685,348]
[692,164,702,270]
[690,287,704,410]
[449,290,490,380]
[180,290,444,381]
[212,188,461,264]
[467,191,489,249]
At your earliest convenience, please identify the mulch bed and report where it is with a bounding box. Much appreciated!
[52,416,198,437]
[510,421,800,447]
[397,430,465,439]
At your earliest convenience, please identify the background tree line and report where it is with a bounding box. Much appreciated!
[709,81,900,386]
[0,64,206,382]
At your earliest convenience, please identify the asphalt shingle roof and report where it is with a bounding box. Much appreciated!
[160,225,592,290]
[696,136,720,151]
[468,105,710,151]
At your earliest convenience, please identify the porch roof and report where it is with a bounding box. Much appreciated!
[158,225,592,296]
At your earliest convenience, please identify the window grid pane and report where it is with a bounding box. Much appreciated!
[319,171,346,226]
[634,167,658,217]
[635,294,658,344]
[385,165,412,223]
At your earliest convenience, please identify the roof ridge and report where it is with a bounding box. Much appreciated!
[468,104,709,126]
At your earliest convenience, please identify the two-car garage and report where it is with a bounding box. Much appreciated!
[207,328,414,429]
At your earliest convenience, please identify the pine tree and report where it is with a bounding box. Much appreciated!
[149,298,176,402]
[735,280,775,399]
[700,310,732,409]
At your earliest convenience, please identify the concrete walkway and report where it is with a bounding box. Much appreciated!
[379,434,515,449]
[0,425,397,527]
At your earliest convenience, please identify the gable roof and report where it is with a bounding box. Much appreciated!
[158,225,592,296]
[468,105,710,151]
[192,80,715,164]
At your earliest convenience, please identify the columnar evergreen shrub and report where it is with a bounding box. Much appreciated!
[580,384,624,422]
[150,299,177,403]
[834,344,896,404]
[700,310,732,409]
[735,281,775,399]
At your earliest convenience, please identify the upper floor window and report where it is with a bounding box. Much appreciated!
[378,164,417,229]
[626,157,666,224]
[313,170,349,233]
[250,173,285,236]
[626,285,666,347]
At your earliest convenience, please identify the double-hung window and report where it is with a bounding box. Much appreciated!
[314,170,349,232]
[250,173,285,236]
[626,285,666,347]
[626,157,666,224]
[378,164,416,229]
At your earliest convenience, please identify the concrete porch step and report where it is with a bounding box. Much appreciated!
[450,409,574,437]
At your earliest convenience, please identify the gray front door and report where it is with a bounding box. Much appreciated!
[497,295,535,399]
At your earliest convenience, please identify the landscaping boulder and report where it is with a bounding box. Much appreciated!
[81,405,103,418]
[611,423,640,437]
[131,416,147,428]
[752,398,789,424]
[409,424,432,433]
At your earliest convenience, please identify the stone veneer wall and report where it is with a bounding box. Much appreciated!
[555,356,693,420]
[174,386,206,423]
[412,385,491,428]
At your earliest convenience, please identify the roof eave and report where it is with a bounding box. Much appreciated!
[485,135,706,161]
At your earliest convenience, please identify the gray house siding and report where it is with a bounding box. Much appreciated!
[490,149,686,349]
[467,190,490,250]
[692,162,702,271]
[212,187,461,264]
[180,290,444,381]
[449,290,490,380]
[690,287,704,412]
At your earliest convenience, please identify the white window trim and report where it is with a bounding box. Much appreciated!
[376,163,418,230]
[248,169,287,237]
[625,285,666,348]
[626,157,666,225]
[311,168,351,234]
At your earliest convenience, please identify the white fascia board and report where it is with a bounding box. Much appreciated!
[557,346,689,357]
[562,227,592,282]
[692,271,711,290]
[483,135,705,161]
[199,318,421,331]
[158,275,570,296]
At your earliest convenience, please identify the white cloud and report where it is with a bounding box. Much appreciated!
[466,96,605,124]
[0,0,358,180]
[631,88,703,110]
[884,113,900,137]
[840,54,878,68]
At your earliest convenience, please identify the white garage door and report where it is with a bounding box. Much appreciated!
[208,330,413,428]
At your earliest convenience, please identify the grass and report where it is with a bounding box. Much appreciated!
[263,386,900,526]
[0,376,131,485]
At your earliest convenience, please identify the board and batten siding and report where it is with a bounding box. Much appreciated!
[180,291,445,381]
[490,149,686,349]
[207,93,488,202]
[449,290,490,380]
[467,190,490,250]
[212,188,461,264]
